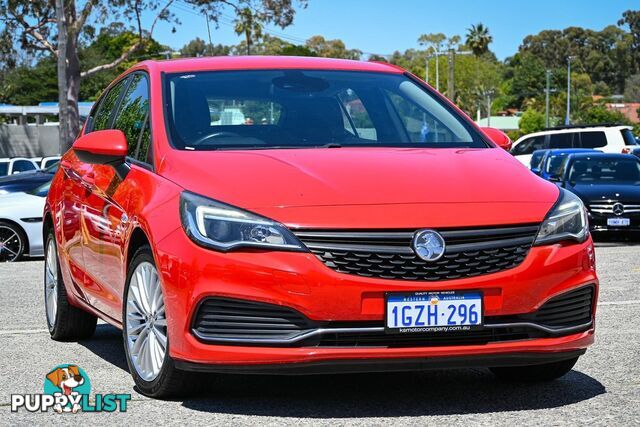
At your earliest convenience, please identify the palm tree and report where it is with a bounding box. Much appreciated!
[465,23,493,57]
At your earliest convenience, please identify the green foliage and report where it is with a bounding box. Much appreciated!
[519,109,546,134]
[574,105,629,125]
[465,23,493,56]
[624,74,640,101]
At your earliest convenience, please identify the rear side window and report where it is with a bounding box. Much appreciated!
[549,132,575,149]
[112,74,150,162]
[12,160,36,173]
[92,77,129,131]
[621,128,639,145]
[0,162,8,176]
[579,131,607,148]
[512,135,545,155]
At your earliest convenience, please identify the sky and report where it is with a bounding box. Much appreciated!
[150,0,639,60]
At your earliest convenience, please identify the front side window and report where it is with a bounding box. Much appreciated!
[112,74,150,161]
[92,77,129,131]
[13,160,36,173]
[568,157,640,183]
[164,70,486,150]
[512,135,545,155]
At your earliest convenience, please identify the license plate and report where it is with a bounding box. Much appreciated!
[607,218,630,226]
[385,291,483,334]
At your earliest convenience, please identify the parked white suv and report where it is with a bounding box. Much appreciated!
[0,158,39,177]
[511,125,638,166]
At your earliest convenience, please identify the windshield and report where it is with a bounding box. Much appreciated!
[164,70,486,150]
[568,157,640,184]
[28,181,51,197]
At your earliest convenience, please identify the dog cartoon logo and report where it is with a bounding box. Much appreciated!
[44,364,91,413]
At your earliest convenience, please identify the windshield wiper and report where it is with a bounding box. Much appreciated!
[320,143,342,148]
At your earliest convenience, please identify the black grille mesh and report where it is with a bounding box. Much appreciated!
[530,285,595,327]
[294,225,540,281]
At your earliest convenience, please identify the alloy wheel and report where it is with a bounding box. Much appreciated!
[125,261,168,382]
[44,238,58,328]
[0,225,22,262]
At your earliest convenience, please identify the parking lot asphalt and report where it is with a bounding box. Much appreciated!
[1,241,639,426]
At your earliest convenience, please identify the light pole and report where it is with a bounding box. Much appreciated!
[435,51,440,92]
[425,56,429,86]
[565,56,573,126]
[545,70,551,128]
[485,89,495,127]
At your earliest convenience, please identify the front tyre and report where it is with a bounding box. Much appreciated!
[44,230,97,340]
[123,245,200,398]
[0,220,26,262]
[489,356,579,382]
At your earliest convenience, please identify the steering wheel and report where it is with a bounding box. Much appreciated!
[191,131,241,146]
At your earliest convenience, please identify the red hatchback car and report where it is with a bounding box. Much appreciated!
[44,57,598,397]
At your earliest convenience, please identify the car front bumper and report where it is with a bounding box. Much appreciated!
[154,227,598,368]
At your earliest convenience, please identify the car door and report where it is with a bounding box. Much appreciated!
[61,76,130,315]
[81,72,150,321]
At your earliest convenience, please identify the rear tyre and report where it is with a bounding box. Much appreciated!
[44,230,97,341]
[123,245,202,398]
[0,220,26,262]
[489,356,579,382]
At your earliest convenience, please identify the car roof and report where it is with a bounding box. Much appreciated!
[547,149,596,155]
[567,152,639,161]
[518,125,632,140]
[139,56,404,74]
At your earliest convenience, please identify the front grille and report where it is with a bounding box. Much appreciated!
[293,225,540,281]
[589,202,640,215]
[192,286,594,348]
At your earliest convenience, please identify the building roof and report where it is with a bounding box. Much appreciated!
[475,116,520,131]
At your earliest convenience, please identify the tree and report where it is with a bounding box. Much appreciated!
[180,37,230,57]
[0,0,307,152]
[618,9,640,73]
[574,105,628,125]
[465,23,492,57]
[305,35,361,59]
[519,108,545,134]
[624,74,640,101]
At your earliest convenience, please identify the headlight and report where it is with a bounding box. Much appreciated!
[534,188,589,245]
[180,191,305,252]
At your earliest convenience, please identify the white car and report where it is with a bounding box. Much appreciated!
[0,182,48,262]
[511,125,639,166]
[0,157,40,177]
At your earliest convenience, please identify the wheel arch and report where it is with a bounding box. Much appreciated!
[126,227,152,271]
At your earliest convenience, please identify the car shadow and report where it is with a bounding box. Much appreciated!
[79,325,606,418]
[180,368,605,417]
[79,323,129,372]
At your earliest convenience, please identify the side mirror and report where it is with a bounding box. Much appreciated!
[481,127,512,151]
[531,167,541,176]
[73,130,130,179]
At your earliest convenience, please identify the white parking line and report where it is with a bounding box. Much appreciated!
[599,300,640,306]
[0,328,48,336]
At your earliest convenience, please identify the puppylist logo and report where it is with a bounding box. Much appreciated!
[11,364,131,413]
